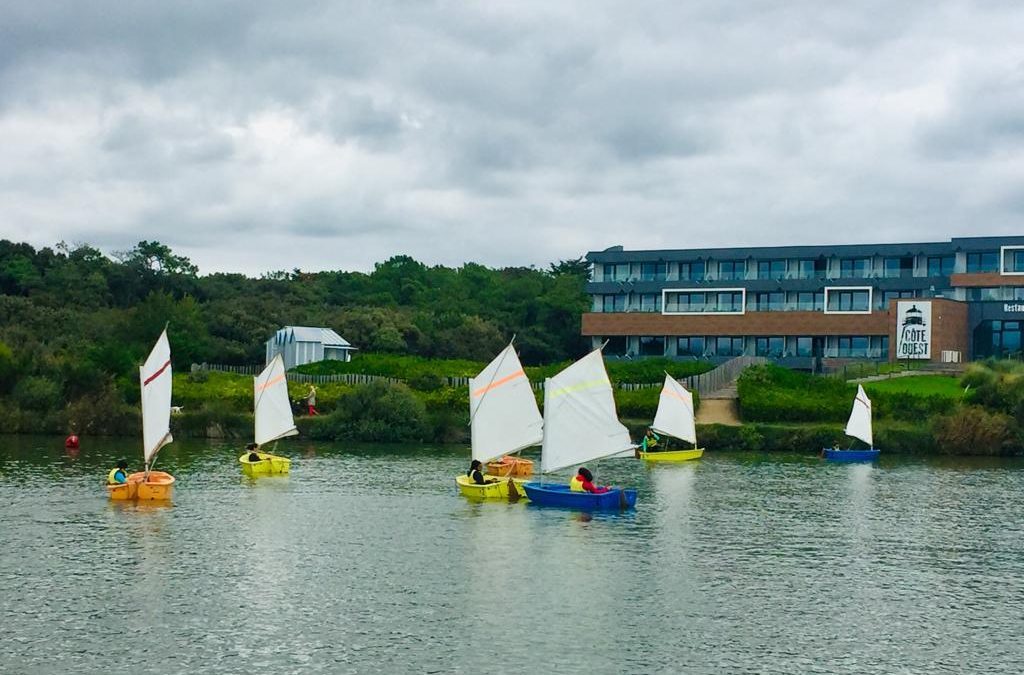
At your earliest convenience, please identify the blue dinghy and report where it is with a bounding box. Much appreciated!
[822,448,880,462]
[523,483,637,510]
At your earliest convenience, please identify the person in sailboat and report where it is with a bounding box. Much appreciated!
[245,443,263,463]
[570,467,610,494]
[107,459,129,485]
[641,428,661,452]
[467,460,498,485]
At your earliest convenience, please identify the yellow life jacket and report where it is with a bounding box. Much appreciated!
[569,475,584,492]
[107,467,127,485]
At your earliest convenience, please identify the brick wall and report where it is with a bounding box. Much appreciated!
[950,272,1024,287]
[886,298,968,363]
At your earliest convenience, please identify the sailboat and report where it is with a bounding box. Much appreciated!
[455,342,543,501]
[637,374,704,462]
[107,328,177,501]
[239,353,296,476]
[523,349,638,509]
[822,384,880,462]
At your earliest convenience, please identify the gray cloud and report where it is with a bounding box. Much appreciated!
[1,1,1023,274]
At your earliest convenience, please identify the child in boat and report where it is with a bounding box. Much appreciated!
[570,467,610,494]
[641,428,660,452]
[467,460,498,485]
[107,459,129,484]
[245,443,262,462]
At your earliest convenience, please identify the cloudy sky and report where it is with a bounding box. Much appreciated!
[1,1,1023,274]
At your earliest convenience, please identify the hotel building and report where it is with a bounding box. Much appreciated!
[582,236,1024,367]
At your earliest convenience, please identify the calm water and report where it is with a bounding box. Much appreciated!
[1,436,1023,674]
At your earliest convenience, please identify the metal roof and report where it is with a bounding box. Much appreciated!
[274,326,353,348]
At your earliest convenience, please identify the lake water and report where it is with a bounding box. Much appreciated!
[1,435,1023,674]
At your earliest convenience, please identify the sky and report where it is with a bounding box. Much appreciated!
[1,1,1023,275]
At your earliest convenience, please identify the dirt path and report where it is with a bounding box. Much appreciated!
[696,398,741,426]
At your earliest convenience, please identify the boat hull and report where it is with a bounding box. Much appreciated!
[638,448,704,462]
[486,456,534,477]
[522,483,637,510]
[455,474,528,501]
[239,452,291,477]
[107,471,175,501]
[822,448,880,462]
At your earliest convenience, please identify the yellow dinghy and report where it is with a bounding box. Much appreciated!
[638,448,704,462]
[107,471,176,501]
[455,474,529,502]
[239,452,291,477]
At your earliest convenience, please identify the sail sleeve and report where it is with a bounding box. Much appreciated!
[540,349,634,474]
[140,329,174,464]
[469,343,543,463]
[651,374,697,445]
[254,354,299,445]
[844,384,873,447]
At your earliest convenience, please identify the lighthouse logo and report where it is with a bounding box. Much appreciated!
[897,301,931,359]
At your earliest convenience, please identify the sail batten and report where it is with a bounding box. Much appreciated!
[254,354,298,446]
[650,374,697,445]
[540,349,633,474]
[844,384,873,447]
[140,329,173,465]
[470,344,543,463]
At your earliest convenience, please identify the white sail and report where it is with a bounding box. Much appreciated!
[140,329,173,465]
[845,384,873,447]
[540,349,633,473]
[254,353,299,446]
[470,343,543,463]
[651,374,697,445]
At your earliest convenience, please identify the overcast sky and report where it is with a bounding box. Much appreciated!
[1,1,1022,274]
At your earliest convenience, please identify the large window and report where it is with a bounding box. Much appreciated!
[883,256,914,278]
[602,294,626,312]
[795,259,817,279]
[757,260,786,280]
[676,337,705,357]
[840,258,871,278]
[604,263,631,281]
[640,262,667,281]
[604,336,627,356]
[1009,250,1024,273]
[639,336,666,356]
[966,287,1005,301]
[967,251,998,273]
[664,289,744,314]
[974,320,1023,359]
[754,337,784,357]
[795,337,814,357]
[826,289,871,312]
[718,260,746,281]
[713,337,745,357]
[795,291,825,311]
[880,290,917,308]
[639,293,662,312]
[927,255,955,277]
[835,336,870,358]
[678,261,706,281]
[751,292,785,311]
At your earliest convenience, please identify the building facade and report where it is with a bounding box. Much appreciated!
[265,326,356,370]
[582,236,1024,367]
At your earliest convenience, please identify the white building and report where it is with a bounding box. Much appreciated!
[265,326,356,369]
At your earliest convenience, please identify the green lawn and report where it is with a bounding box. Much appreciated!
[863,375,968,399]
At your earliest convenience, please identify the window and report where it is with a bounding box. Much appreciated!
[880,290,917,308]
[967,251,998,273]
[678,261,706,281]
[974,320,1024,359]
[677,337,705,357]
[640,262,667,281]
[604,336,627,356]
[1012,251,1024,273]
[664,290,744,313]
[604,263,631,281]
[795,259,816,279]
[795,337,813,357]
[717,291,744,312]
[840,258,871,278]
[827,289,870,312]
[757,260,786,280]
[755,337,784,357]
[835,336,870,358]
[967,287,1003,301]
[714,337,745,356]
[927,256,955,276]
[795,291,824,311]
[602,294,626,312]
[718,260,746,280]
[752,292,784,311]
[639,336,665,356]
[639,293,661,312]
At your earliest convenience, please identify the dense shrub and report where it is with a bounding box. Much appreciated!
[12,376,62,411]
[932,405,1020,455]
[301,381,430,443]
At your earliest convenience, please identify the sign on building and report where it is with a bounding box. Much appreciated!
[896,301,932,360]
